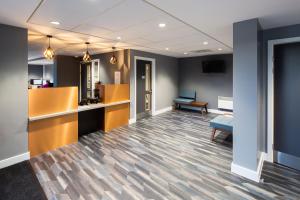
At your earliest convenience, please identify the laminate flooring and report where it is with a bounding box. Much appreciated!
[30,110,300,200]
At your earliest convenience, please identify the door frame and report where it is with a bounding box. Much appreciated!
[134,56,156,120]
[267,36,300,162]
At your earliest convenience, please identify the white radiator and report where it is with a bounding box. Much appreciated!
[218,96,233,110]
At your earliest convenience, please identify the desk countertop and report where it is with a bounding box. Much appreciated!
[29,100,130,122]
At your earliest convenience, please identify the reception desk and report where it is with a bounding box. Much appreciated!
[28,84,130,157]
[28,87,78,157]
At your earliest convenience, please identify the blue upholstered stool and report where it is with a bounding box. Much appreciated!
[210,115,233,141]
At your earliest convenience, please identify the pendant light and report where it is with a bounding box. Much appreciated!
[44,35,55,60]
[110,47,117,65]
[83,42,92,63]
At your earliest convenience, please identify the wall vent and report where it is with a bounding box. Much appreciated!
[190,49,213,54]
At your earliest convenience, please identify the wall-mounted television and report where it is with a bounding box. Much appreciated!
[202,60,226,73]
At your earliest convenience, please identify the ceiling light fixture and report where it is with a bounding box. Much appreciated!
[110,47,117,65]
[82,42,92,63]
[159,23,166,28]
[184,52,188,55]
[117,36,121,40]
[44,35,55,60]
[50,21,60,25]
[165,47,169,51]
[203,41,208,45]
[218,48,223,51]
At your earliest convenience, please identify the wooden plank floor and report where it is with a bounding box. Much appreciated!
[30,110,300,200]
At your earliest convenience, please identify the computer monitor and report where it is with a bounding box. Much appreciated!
[32,79,42,85]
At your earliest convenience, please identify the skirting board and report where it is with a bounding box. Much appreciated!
[231,152,266,182]
[180,106,232,115]
[129,118,136,124]
[208,109,232,115]
[153,106,172,116]
[0,152,30,169]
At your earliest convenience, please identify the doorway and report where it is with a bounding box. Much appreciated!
[268,37,300,171]
[136,60,152,119]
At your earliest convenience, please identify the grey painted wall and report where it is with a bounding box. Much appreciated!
[261,24,300,152]
[233,18,263,171]
[0,24,28,161]
[129,50,179,119]
[28,65,43,80]
[44,64,54,83]
[178,54,233,109]
[92,49,130,84]
[54,55,80,87]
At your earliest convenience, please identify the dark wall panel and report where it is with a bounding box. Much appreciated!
[28,65,43,80]
[54,55,80,87]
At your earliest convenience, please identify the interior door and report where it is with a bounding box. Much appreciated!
[145,63,152,112]
[274,42,300,171]
[136,60,152,119]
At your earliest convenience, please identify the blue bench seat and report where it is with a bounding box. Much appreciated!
[174,98,194,104]
[210,115,233,141]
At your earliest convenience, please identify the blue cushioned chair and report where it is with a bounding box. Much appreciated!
[174,90,196,108]
[210,115,233,141]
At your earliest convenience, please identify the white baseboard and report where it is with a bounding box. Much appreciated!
[0,152,30,169]
[208,109,233,115]
[231,152,266,182]
[129,118,136,124]
[153,106,172,116]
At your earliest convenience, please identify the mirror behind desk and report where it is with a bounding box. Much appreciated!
[80,59,100,104]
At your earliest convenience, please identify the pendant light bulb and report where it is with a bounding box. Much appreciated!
[44,35,55,60]
[110,47,117,65]
[83,42,91,63]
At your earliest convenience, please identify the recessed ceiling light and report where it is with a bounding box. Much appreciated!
[218,48,223,51]
[117,36,121,40]
[184,52,188,55]
[203,41,208,45]
[165,47,169,50]
[50,21,60,25]
[159,23,166,28]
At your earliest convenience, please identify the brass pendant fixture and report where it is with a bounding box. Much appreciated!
[110,47,117,65]
[44,35,55,60]
[83,42,92,63]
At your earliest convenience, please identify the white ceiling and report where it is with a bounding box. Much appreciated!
[0,0,300,60]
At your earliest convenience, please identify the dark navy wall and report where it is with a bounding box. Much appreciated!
[262,24,300,151]
[28,65,43,80]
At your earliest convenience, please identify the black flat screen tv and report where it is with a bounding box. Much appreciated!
[202,60,225,73]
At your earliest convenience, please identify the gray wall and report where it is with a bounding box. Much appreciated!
[28,64,43,80]
[129,50,179,119]
[178,54,233,109]
[54,55,81,87]
[92,49,130,84]
[233,18,263,171]
[0,24,28,161]
[44,64,54,83]
[261,24,300,152]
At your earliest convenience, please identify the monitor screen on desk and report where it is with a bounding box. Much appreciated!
[32,79,42,85]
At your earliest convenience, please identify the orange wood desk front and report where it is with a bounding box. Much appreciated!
[28,87,78,157]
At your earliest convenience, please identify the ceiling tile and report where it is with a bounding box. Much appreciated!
[29,0,124,29]
[87,0,162,32]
